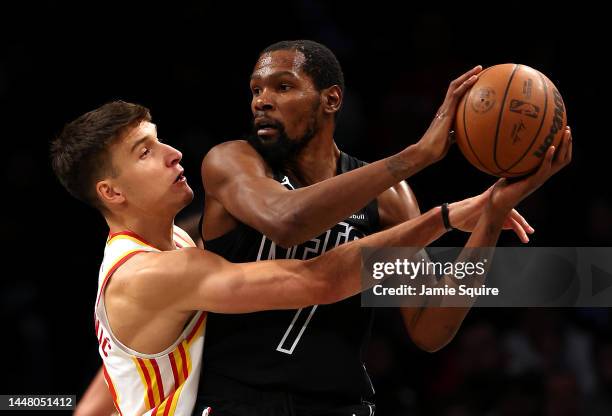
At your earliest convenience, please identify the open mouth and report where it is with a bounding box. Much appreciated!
[255,118,280,137]
[174,171,186,183]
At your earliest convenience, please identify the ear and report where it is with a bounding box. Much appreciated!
[96,179,125,208]
[321,85,342,116]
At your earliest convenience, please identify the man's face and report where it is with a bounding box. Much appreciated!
[248,49,322,166]
[101,121,193,215]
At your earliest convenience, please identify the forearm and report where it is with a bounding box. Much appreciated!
[405,206,507,351]
[274,144,431,246]
[187,208,443,312]
[309,206,446,302]
[74,366,116,416]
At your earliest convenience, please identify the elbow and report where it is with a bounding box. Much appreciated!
[269,231,298,249]
[410,329,454,353]
[413,338,446,353]
[266,212,307,248]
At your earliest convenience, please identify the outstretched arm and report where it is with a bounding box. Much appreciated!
[390,128,572,352]
[127,205,449,314]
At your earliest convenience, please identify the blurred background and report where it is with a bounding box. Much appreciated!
[1,2,609,415]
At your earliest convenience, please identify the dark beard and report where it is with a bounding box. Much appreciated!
[246,114,318,171]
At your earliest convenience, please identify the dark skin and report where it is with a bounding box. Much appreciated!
[78,50,572,415]
[202,49,572,351]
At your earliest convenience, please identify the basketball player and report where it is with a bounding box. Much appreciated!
[193,40,572,415]
[55,100,566,416]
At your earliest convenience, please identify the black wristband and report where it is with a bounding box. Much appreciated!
[441,202,454,231]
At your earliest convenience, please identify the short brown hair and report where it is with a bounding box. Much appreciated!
[50,101,151,209]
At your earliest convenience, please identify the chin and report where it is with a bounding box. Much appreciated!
[257,134,281,147]
[181,186,195,204]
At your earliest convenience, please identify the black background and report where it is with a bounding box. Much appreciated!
[1,2,609,415]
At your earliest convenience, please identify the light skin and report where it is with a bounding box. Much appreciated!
[77,50,572,414]
[201,48,572,351]
[100,120,547,355]
[82,116,559,416]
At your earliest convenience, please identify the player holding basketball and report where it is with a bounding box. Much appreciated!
[193,40,572,415]
[55,99,567,416]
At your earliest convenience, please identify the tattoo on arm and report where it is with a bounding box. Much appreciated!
[386,154,415,181]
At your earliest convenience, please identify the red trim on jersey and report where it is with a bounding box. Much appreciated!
[109,229,190,249]
[103,364,123,416]
[178,343,189,380]
[150,358,165,406]
[172,231,192,248]
[108,230,156,247]
[136,358,156,410]
[162,390,176,416]
[96,250,147,307]
[169,351,180,390]
[186,313,206,343]
[150,396,169,416]
[174,241,184,249]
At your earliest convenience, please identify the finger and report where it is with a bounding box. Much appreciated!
[554,127,571,165]
[452,65,483,87]
[552,130,566,164]
[491,177,507,193]
[534,145,555,181]
[561,127,571,161]
[565,126,573,164]
[452,74,479,99]
[509,217,529,243]
[446,66,483,99]
[511,208,534,234]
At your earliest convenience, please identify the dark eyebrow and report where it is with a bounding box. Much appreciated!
[250,70,299,81]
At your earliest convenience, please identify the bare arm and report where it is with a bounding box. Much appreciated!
[74,367,117,416]
[377,181,525,351]
[381,129,572,352]
[202,67,483,247]
[127,206,449,314]
[377,182,504,352]
[202,140,430,247]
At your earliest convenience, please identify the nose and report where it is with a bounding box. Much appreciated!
[253,89,275,112]
[163,143,182,167]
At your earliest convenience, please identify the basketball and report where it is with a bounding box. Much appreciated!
[454,64,567,177]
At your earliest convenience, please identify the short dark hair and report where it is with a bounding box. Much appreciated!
[261,40,345,94]
[50,101,151,210]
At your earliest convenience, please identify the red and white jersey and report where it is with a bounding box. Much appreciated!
[94,226,209,416]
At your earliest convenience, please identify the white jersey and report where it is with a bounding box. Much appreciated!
[94,226,209,416]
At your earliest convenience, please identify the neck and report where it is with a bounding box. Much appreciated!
[107,211,176,251]
[290,123,340,185]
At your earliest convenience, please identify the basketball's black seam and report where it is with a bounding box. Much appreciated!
[463,67,494,174]
[492,64,519,173]
[498,70,549,174]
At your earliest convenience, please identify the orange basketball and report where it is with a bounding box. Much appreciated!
[454,64,567,177]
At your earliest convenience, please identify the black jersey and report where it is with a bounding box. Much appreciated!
[196,151,380,404]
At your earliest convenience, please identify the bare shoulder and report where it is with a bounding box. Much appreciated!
[378,181,421,227]
[379,181,417,209]
[201,139,272,189]
[202,140,265,170]
[106,248,221,309]
[105,251,163,305]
